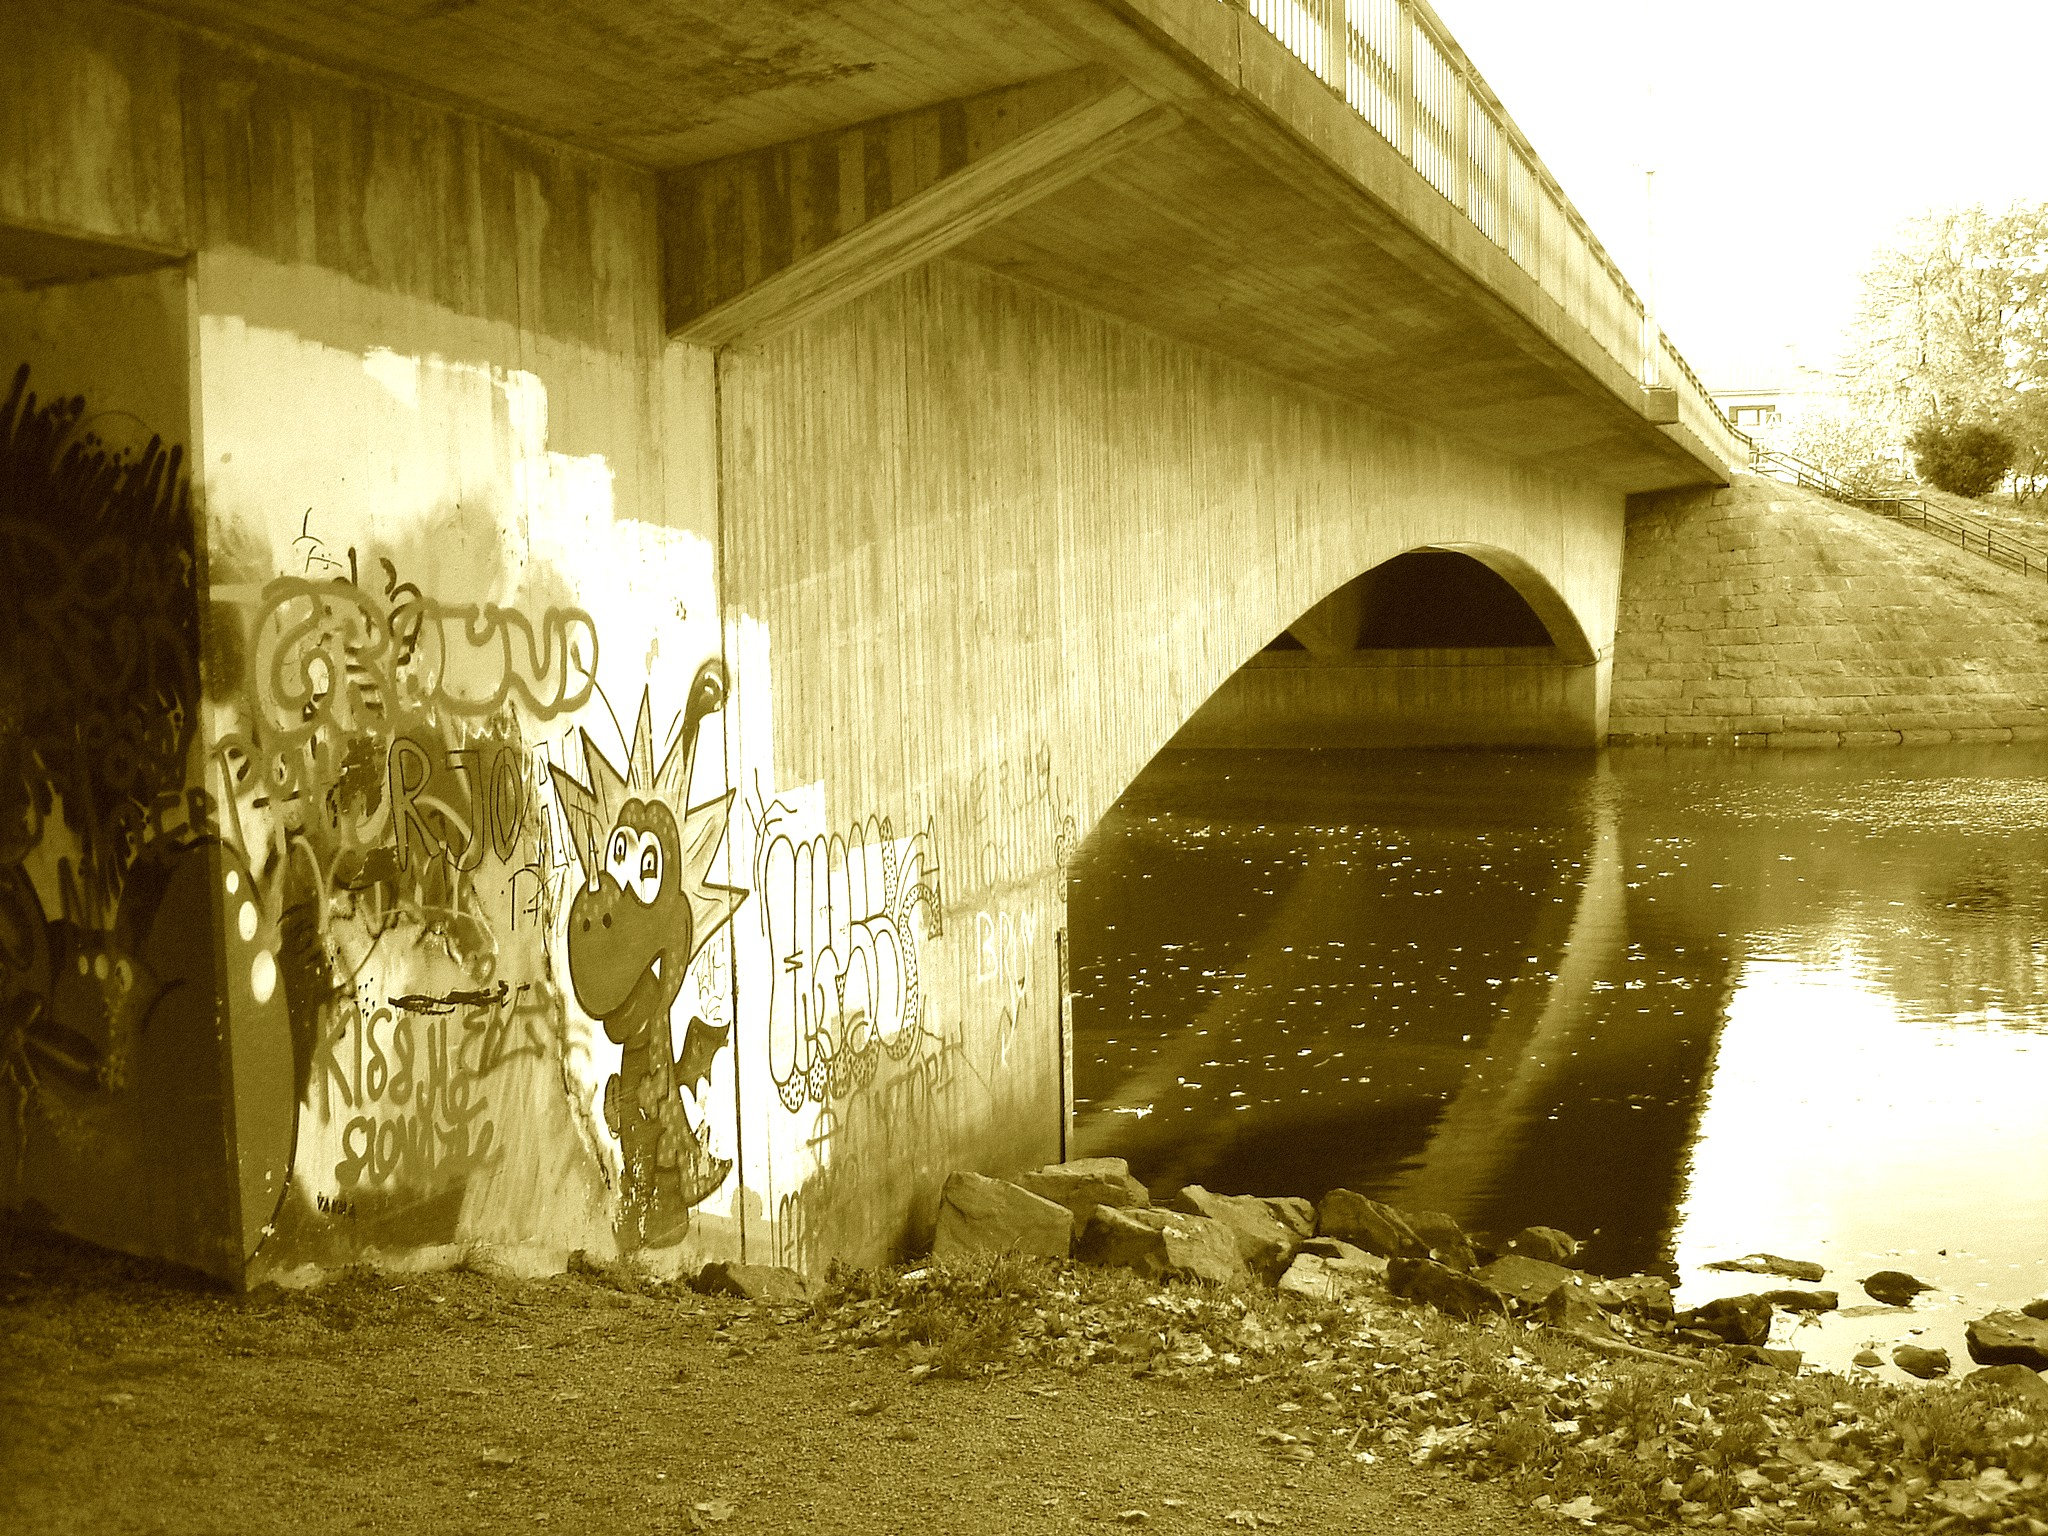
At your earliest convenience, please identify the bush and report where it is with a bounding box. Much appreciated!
[1907,419,2017,497]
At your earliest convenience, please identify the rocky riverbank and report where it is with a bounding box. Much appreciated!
[786,1158,2048,1534]
[910,1159,2048,1389]
[12,1164,2048,1536]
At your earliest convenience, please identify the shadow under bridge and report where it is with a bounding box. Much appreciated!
[1170,545,1607,750]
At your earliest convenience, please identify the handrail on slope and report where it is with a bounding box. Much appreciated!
[1749,444,2048,582]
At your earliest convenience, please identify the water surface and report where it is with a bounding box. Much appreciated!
[1069,745,2048,1378]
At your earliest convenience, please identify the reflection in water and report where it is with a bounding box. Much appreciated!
[1071,745,2048,1379]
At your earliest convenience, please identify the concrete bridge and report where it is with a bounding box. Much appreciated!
[0,0,1739,1283]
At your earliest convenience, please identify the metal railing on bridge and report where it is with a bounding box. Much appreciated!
[1750,443,2048,582]
[1230,0,1735,456]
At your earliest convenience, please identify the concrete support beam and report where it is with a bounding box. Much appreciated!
[662,72,1179,347]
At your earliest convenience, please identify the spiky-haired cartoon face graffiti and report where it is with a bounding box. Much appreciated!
[551,661,744,1251]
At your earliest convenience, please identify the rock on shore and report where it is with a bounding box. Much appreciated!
[932,1171,1074,1262]
[1966,1310,2048,1370]
[1076,1206,1246,1287]
[906,1164,2048,1403]
[1703,1253,1826,1282]
[1862,1270,1936,1307]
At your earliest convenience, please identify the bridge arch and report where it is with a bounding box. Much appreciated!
[1413,544,1599,665]
[1175,542,1609,752]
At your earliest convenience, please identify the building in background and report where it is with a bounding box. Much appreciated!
[1707,347,1834,437]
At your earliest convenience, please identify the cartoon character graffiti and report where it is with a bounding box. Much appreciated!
[550,661,744,1250]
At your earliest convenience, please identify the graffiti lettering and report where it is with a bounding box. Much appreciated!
[227,576,596,811]
[310,972,564,1200]
[387,738,530,876]
[0,363,206,1178]
[968,739,1076,895]
[754,799,945,1112]
[975,909,1039,988]
[399,599,601,722]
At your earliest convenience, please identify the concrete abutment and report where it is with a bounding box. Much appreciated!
[1609,478,2048,748]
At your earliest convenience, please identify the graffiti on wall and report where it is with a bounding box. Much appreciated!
[551,661,745,1250]
[969,739,1077,893]
[975,906,1040,1070]
[752,795,945,1112]
[0,363,215,1192]
[204,534,598,1242]
[1,351,1077,1273]
[207,486,754,1259]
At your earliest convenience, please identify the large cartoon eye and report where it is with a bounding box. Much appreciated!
[629,832,664,905]
[605,828,636,888]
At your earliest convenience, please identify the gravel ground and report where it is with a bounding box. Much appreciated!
[0,1233,1559,1536]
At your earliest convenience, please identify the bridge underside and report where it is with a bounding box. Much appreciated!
[1172,549,1610,750]
[0,0,1726,1283]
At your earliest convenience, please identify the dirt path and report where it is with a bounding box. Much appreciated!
[1,1238,1557,1536]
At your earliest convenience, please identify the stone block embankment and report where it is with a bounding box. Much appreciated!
[1610,475,2048,746]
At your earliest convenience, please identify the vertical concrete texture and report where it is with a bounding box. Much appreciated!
[716,259,1627,1263]
[1611,477,2048,747]
[1171,647,1608,749]
[2,1,1635,1284]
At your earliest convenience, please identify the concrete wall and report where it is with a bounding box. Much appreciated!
[1171,647,1606,748]
[1,4,716,1283]
[2,0,1637,1283]
[715,259,1628,1265]
[1610,476,2048,747]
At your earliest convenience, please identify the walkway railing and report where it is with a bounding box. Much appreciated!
[1230,0,1735,461]
[1751,444,2048,582]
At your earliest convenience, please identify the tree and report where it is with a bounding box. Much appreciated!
[1906,419,2016,497]
[1839,202,2048,503]
[1781,402,1909,493]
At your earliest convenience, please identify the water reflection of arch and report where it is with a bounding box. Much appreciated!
[1071,754,1734,1278]
[1386,772,1737,1275]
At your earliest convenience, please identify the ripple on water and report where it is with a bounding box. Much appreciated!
[1073,744,2048,1384]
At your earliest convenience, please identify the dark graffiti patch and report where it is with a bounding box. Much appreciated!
[0,363,210,1179]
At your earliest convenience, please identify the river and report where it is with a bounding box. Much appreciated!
[1068,743,2048,1380]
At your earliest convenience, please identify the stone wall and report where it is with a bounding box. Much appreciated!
[1610,476,2048,747]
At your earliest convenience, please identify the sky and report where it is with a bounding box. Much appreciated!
[1430,0,2048,388]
